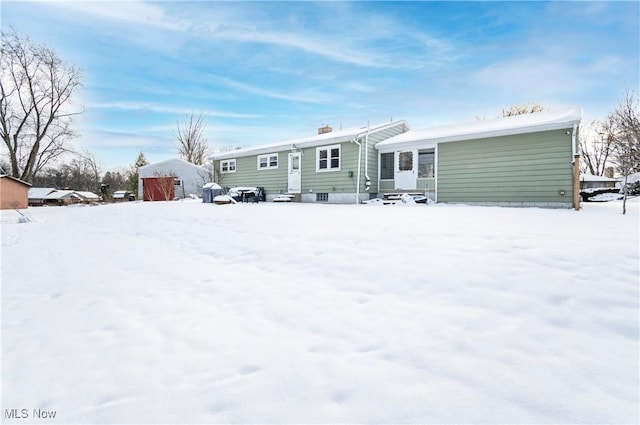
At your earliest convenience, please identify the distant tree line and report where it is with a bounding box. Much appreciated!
[1,149,145,198]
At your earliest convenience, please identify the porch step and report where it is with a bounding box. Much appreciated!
[382,192,423,200]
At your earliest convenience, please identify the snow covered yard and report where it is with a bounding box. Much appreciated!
[2,199,638,424]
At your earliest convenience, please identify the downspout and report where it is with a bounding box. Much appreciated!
[364,122,371,193]
[571,123,578,157]
[351,136,362,204]
[571,123,580,211]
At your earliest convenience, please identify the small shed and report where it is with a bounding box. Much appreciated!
[202,182,225,203]
[0,175,31,210]
[138,158,210,200]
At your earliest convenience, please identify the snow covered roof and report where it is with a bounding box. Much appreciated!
[113,190,129,198]
[210,121,410,160]
[138,157,208,172]
[74,191,101,200]
[28,187,57,199]
[203,182,222,189]
[376,108,582,152]
[580,174,620,182]
[44,190,80,200]
[1,175,31,186]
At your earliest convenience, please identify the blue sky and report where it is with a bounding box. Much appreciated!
[2,1,638,170]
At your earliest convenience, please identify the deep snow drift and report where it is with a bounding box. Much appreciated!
[2,200,638,423]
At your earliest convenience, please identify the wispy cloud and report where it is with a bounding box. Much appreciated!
[36,0,189,31]
[88,101,262,119]
[208,25,388,69]
[206,75,336,105]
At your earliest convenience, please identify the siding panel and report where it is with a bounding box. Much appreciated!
[217,153,289,195]
[214,121,409,201]
[437,129,574,204]
[0,178,29,209]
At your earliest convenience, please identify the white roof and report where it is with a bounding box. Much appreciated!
[580,174,619,182]
[74,191,101,199]
[376,108,582,151]
[28,187,57,199]
[138,157,208,172]
[44,190,80,200]
[203,182,222,189]
[0,174,31,186]
[210,121,410,160]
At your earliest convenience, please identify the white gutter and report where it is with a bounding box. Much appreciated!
[364,122,371,192]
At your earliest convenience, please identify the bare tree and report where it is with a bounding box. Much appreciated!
[147,171,176,201]
[476,103,547,121]
[610,88,640,214]
[0,29,83,182]
[31,150,100,192]
[175,113,208,165]
[579,118,616,176]
[501,103,547,117]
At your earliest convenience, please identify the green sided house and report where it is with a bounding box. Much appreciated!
[375,107,582,208]
[210,121,411,203]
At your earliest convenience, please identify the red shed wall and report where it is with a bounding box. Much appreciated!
[142,177,175,201]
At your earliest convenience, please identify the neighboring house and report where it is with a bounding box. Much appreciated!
[74,191,101,203]
[0,175,31,210]
[376,108,582,208]
[579,174,619,189]
[138,158,210,200]
[209,121,411,203]
[42,190,82,206]
[29,188,101,205]
[28,187,57,206]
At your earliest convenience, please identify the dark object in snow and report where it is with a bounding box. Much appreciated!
[228,186,266,203]
[580,187,622,202]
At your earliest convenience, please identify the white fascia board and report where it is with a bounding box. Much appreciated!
[376,121,579,153]
[210,121,409,161]
[210,136,354,161]
[376,108,582,152]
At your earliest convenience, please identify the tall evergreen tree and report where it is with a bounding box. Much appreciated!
[126,151,148,195]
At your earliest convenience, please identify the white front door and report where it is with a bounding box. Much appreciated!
[395,150,417,190]
[288,152,301,193]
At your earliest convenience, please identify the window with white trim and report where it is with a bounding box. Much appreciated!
[316,145,340,172]
[380,153,394,179]
[257,153,278,170]
[418,149,435,178]
[221,159,236,173]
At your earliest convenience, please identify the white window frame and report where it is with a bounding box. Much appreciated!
[257,153,279,170]
[221,159,236,173]
[316,144,341,172]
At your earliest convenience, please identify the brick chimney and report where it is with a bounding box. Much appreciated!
[605,167,614,178]
[318,125,332,135]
